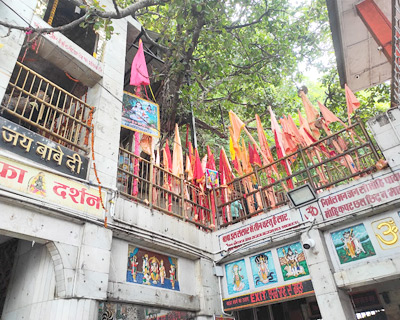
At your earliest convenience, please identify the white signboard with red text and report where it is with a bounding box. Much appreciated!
[218,209,303,250]
[318,169,400,220]
[0,155,105,219]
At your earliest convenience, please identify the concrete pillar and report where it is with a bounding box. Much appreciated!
[85,17,127,189]
[301,228,356,320]
[194,258,223,319]
[0,0,36,99]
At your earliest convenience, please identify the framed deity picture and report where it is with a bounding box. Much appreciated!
[122,92,160,137]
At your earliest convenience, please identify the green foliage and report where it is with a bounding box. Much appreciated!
[79,1,114,40]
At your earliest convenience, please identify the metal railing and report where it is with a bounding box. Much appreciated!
[117,121,381,230]
[392,0,400,107]
[0,62,92,153]
[215,121,381,228]
[117,147,213,231]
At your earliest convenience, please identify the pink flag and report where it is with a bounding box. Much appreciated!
[130,39,150,86]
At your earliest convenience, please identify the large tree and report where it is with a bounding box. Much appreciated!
[0,0,334,147]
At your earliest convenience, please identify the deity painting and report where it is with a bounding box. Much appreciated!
[250,251,277,288]
[127,246,179,290]
[331,223,376,264]
[277,242,309,281]
[205,169,219,189]
[27,171,46,197]
[225,259,249,295]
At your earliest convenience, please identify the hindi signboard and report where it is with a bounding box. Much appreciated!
[122,92,160,138]
[319,170,400,220]
[222,279,314,311]
[218,209,302,250]
[0,155,105,219]
[0,117,89,179]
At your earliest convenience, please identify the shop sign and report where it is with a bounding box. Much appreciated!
[0,117,89,179]
[319,170,400,220]
[222,279,314,311]
[219,210,302,250]
[0,155,105,218]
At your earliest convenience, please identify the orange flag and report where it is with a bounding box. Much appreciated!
[255,114,274,164]
[172,124,184,177]
[280,116,298,154]
[229,110,245,143]
[299,90,320,139]
[345,84,360,124]
[140,134,153,156]
[318,101,346,127]
[185,155,193,181]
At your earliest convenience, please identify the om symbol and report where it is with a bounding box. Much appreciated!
[373,218,400,248]
[306,206,319,217]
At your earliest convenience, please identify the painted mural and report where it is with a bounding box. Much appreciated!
[127,245,179,291]
[277,242,309,281]
[225,259,249,295]
[250,251,277,288]
[331,223,376,264]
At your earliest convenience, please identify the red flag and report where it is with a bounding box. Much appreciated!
[130,39,150,86]
[164,139,172,172]
[248,142,255,165]
[345,84,360,124]
[193,149,204,184]
[253,144,262,166]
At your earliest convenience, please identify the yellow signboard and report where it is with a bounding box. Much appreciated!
[0,155,105,219]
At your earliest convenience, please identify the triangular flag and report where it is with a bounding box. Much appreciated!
[299,90,320,139]
[255,114,274,164]
[318,101,347,127]
[193,149,204,184]
[130,39,150,86]
[172,124,184,177]
[229,110,245,143]
[253,144,262,166]
[345,84,360,124]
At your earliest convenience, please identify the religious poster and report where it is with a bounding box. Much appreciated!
[122,92,160,137]
[225,259,249,295]
[250,251,277,288]
[331,223,376,264]
[0,155,105,218]
[277,242,309,281]
[127,245,179,291]
[205,168,219,189]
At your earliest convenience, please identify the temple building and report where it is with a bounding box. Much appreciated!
[0,0,399,319]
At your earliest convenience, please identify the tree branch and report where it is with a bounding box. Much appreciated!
[225,10,269,30]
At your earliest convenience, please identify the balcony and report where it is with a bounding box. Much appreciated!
[117,119,382,230]
[0,62,93,153]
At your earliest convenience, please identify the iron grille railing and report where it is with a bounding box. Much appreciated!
[117,120,381,230]
[0,62,92,153]
[117,147,213,231]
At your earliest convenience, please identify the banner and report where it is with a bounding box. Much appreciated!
[0,155,105,218]
[121,92,160,137]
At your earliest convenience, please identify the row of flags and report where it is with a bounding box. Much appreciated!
[128,38,363,226]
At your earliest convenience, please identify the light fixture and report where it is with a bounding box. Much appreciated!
[287,184,317,208]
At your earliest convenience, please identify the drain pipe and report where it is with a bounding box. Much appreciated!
[213,261,234,318]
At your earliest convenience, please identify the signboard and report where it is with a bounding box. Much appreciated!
[122,92,160,137]
[222,279,314,311]
[206,168,219,189]
[225,259,249,295]
[0,117,89,179]
[319,170,400,220]
[0,155,105,218]
[218,209,302,250]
